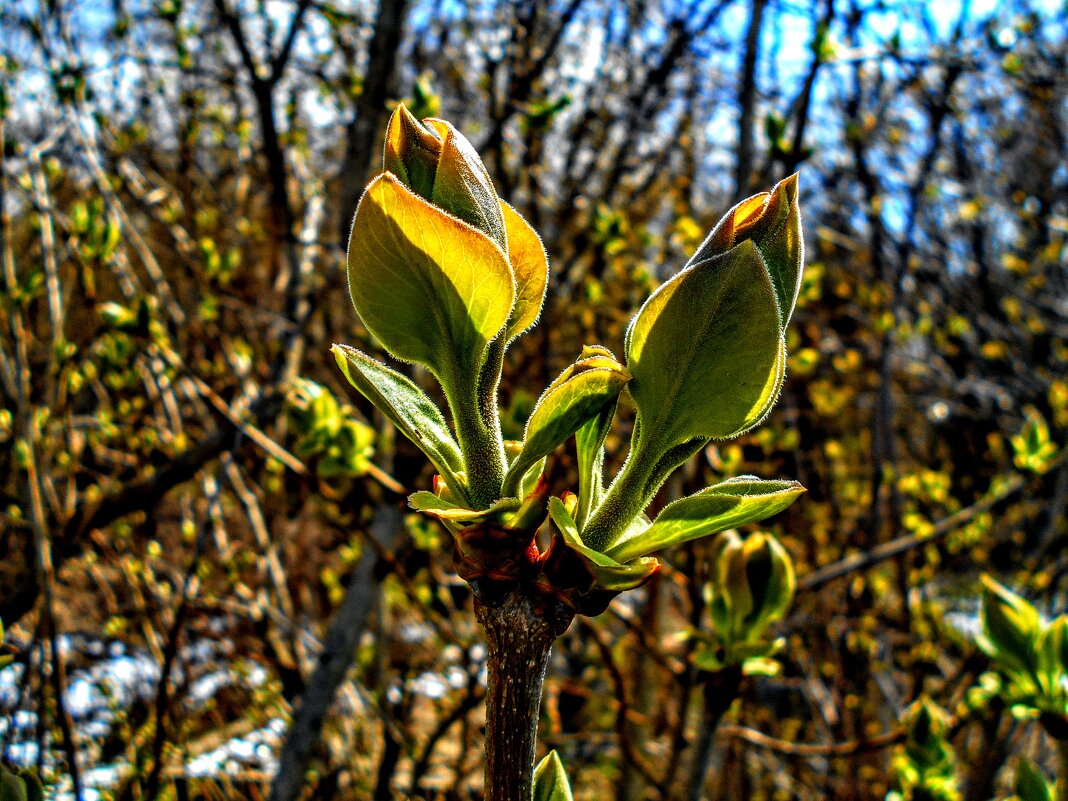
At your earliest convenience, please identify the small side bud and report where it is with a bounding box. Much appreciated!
[740,532,796,637]
[710,531,795,644]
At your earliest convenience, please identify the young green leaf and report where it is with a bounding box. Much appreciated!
[533,750,574,801]
[332,345,468,502]
[500,201,548,341]
[1015,759,1054,801]
[604,477,804,562]
[346,173,515,403]
[570,345,621,529]
[626,239,786,451]
[548,497,659,591]
[408,491,517,522]
[978,575,1041,677]
[502,356,629,498]
[574,403,615,531]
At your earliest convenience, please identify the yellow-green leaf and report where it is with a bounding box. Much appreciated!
[605,477,804,562]
[500,200,548,341]
[346,173,515,400]
[626,239,785,450]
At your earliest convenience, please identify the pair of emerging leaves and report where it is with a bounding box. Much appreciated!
[693,529,796,675]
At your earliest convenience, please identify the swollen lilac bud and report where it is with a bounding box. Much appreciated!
[711,530,795,644]
[383,103,443,198]
[382,104,507,250]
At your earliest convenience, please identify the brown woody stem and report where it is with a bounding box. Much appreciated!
[686,666,743,801]
[476,591,572,801]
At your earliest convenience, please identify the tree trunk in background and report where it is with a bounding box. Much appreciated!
[268,504,403,801]
[735,0,768,196]
[337,0,411,243]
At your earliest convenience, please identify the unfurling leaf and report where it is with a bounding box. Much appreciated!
[548,497,659,592]
[502,352,629,498]
[346,173,515,406]
[604,477,804,562]
[332,345,468,502]
[533,750,574,801]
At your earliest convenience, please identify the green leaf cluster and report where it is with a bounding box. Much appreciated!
[886,699,961,801]
[1011,409,1058,474]
[338,109,805,605]
[975,576,1068,735]
[342,104,548,508]
[287,378,376,479]
[693,529,796,675]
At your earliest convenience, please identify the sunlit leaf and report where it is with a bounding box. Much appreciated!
[346,174,515,401]
[605,477,804,562]
[626,240,786,450]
